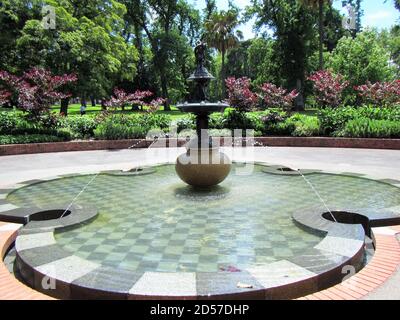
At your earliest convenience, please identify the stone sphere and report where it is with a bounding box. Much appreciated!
[175,148,231,187]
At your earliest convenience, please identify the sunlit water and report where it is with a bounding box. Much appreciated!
[7,165,400,273]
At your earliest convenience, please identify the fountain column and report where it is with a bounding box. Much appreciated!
[175,39,232,188]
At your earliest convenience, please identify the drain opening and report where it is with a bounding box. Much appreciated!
[29,209,72,222]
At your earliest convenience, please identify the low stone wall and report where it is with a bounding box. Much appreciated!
[1,137,400,156]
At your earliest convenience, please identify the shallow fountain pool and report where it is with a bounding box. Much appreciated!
[7,164,400,275]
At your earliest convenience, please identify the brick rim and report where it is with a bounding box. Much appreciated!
[1,137,400,157]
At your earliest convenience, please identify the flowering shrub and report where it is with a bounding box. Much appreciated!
[225,77,258,112]
[260,83,298,110]
[106,88,164,113]
[308,70,348,108]
[354,80,400,107]
[0,90,11,106]
[0,68,77,117]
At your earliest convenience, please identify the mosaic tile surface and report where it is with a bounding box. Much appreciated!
[7,165,400,274]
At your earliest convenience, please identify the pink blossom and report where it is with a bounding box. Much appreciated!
[308,70,348,108]
[0,68,77,115]
[355,80,400,106]
[260,83,298,110]
[225,77,258,112]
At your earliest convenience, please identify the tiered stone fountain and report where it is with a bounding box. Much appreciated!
[175,40,231,187]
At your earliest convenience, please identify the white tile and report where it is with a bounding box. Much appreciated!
[36,256,99,283]
[129,272,196,296]
[0,203,18,212]
[16,232,56,251]
[246,260,316,288]
[315,236,364,258]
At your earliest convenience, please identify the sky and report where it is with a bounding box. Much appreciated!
[189,0,400,40]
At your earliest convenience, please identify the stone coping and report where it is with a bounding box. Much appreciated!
[101,166,157,177]
[297,226,400,300]
[0,222,55,300]
[1,137,400,157]
[0,162,399,299]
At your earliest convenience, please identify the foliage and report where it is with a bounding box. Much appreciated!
[308,70,348,107]
[260,83,298,110]
[354,80,400,107]
[317,105,400,136]
[288,114,321,137]
[0,68,77,117]
[0,134,70,145]
[249,0,317,109]
[327,30,396,103]
[64,116,98,139]
[223,109,263,131]
[94,119,147,140]
[339,118,400,138]
[225,77,258,112]
[204,7,243,96]
[0,111,20,134]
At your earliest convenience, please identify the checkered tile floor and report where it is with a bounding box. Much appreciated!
[7,165,400,273]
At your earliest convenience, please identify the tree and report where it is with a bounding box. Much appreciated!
[0,68,77,117]
[327,30,396,103]
[204,8,243,97]
[14,0,139,115]
[0,0,43,72]
[299,0,332,70]
[248,0,317,110]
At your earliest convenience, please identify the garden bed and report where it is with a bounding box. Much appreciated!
[1,136,400,156]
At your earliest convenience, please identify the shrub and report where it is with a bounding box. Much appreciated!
[263,121,295,136]
[209,113,226,130]
[175,115,196,133]
[0,111,20,134]
[225,77,258,112]
[0,68,77,117]
[308,70,348,108]
[224,110,263,131]
[355,80,400,107]
[138,113,171,130]
[260,83,298,110]
[339,118,400,138]
[94,118,147,140]
[318,105,400,136]
[327,31,396,90]
[65,116,97,139]
[288,114,321,137]
[0,131,71,145]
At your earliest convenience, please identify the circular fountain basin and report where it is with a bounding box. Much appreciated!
[2,164,400,299]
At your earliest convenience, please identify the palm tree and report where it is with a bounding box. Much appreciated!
[300,0,331,70]
[204,9,243,96]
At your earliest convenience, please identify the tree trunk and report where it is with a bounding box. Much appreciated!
[90,96,96,107]
[101,99,107,110]
[60,98,69,116]
[160,70,170,111]
[318,0,324,70]
[294,79,305,111]
[221,48,226,99]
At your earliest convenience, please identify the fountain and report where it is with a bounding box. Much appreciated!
[175,40,231,188]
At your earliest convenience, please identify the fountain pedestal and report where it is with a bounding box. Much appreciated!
[176,147,231,187]
[175,40,231,188]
